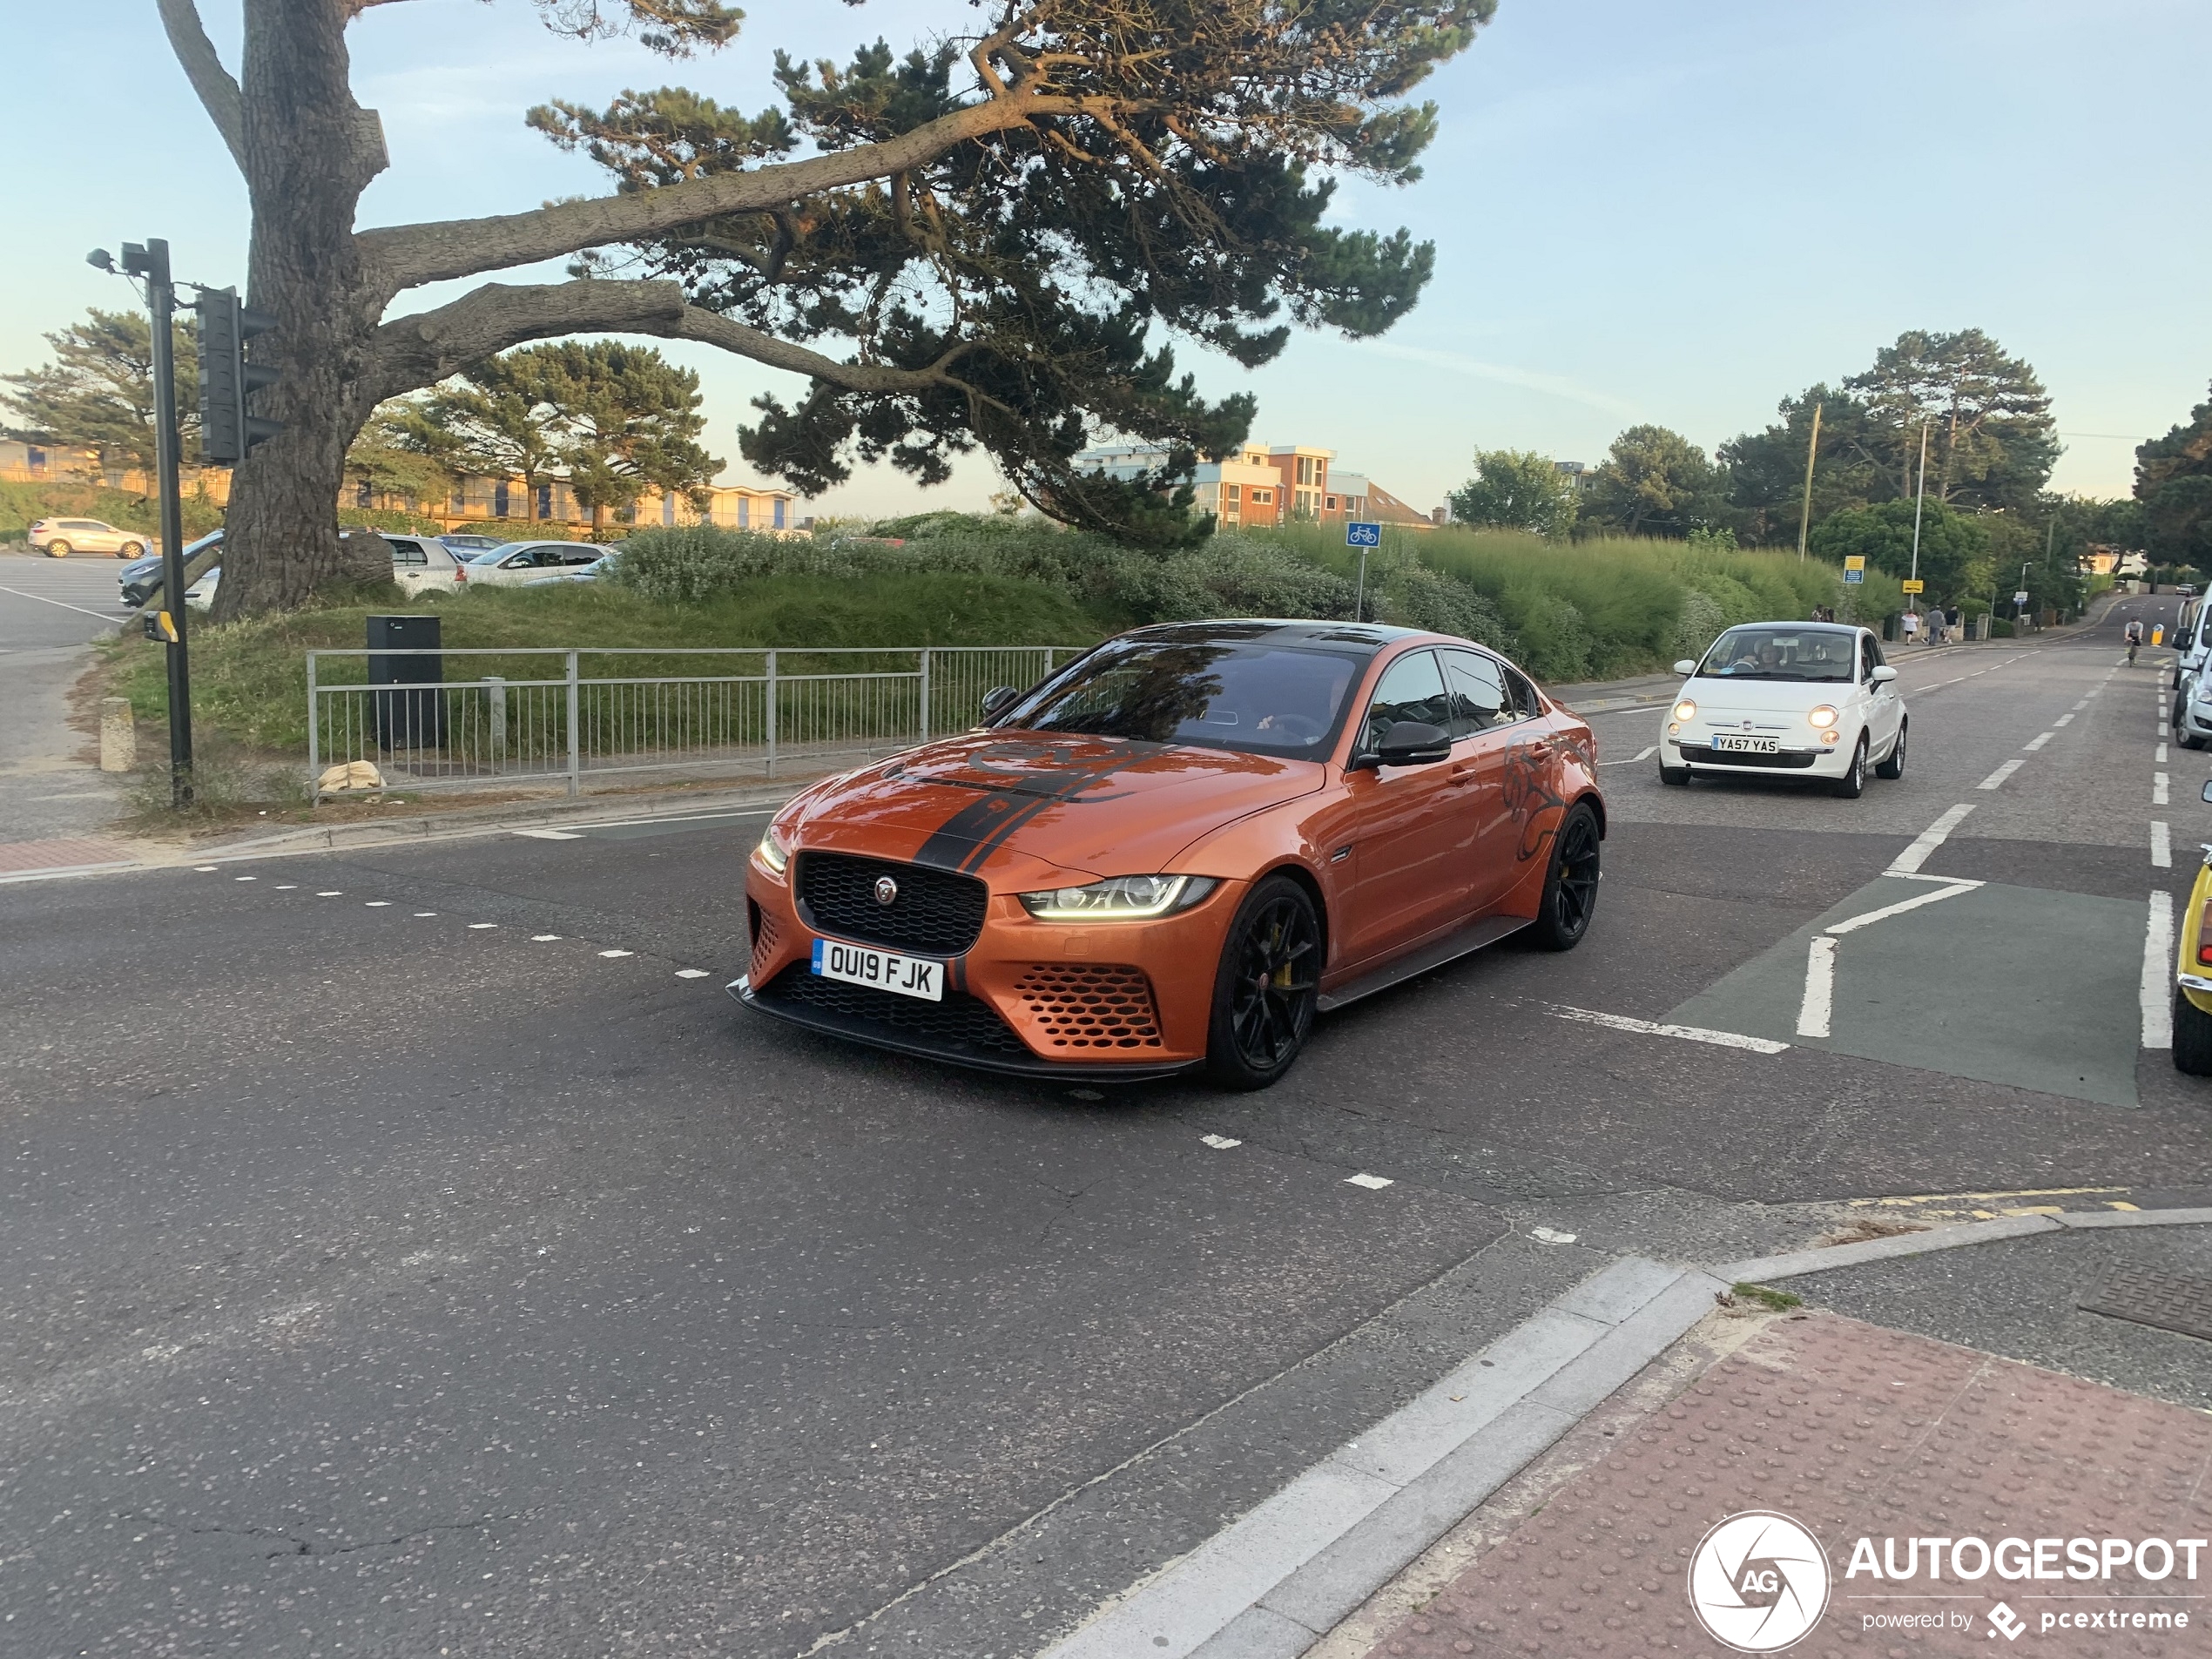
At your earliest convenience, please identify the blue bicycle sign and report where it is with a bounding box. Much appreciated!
[1345,521,1382,548]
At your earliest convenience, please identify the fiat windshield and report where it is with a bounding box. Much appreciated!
[1696,626,1858,682]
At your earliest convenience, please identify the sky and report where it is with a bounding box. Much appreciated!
[10,0,2209,519]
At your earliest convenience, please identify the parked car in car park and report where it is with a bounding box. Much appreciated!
[30,517,151,558]
[388,534,472,595]
[439,534,504,556]
[1658,621,1906,799]
[522,551,618,586]
[457,540,617,588]
[118,531,221,605]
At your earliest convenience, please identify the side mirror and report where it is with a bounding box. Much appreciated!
[1673,659,1697,676]
[1871,665,1899,684]
[1353,720,1452,771]
[2201,779,2212,805]
[979,685,1021,719]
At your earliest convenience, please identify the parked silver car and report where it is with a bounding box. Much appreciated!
[30,517,152,558]
[457,540,616,588]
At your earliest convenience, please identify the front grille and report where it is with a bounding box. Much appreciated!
[1014,964,1163,1049]
[1692,749,1818,770]
[756,963,1028,1058]
[796,853,988,955]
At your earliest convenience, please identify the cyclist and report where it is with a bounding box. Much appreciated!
[2126,617,2145,665]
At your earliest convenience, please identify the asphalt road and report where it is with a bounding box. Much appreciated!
[3,599,2209,1657]
[0,550,139,842]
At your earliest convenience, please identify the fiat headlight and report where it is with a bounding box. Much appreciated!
[755,825,790,874]
[1673,698,1697,722]
[1807,705,1839,730]
[1019,874,1218,921]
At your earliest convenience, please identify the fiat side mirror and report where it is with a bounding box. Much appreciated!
[1353,720,1452,771]
[1673,658,1697,676]
[2201,779,2212,804]
[979,685,1020,719]
[1871,665,1899,683]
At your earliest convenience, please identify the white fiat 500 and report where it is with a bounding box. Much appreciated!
[1659,622,1905,798]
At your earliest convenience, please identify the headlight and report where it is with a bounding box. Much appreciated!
[1018,874,1218,921]
[1807,705,1839,729]
[755,825,790,874]
[1673,698,1697,722]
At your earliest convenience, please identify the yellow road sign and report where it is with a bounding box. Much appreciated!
[1843,556,1866,571]
[1901,579,1925,594]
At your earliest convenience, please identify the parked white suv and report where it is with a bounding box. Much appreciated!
[388,535,473,596]
[458,540,616,588]
[30,517,151,558]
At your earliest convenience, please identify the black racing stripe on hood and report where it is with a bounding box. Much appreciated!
[909,747,1134,873]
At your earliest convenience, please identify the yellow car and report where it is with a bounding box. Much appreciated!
[2176,780,2212,1074]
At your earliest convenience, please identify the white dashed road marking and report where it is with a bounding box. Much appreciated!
[2155,772,2170,805]
[1529,1226,1578,1245]
[414,911,437,917]
[2153,822,2171,869]
[468,922,499,930]
[273,885,296,890]
[2143,892,2175,1052]
[1888,803,1976,875]
[532,934,562,941]
[2055,713,2074,726]
[1345,1173,1394,1190]
[2024,732,2052,752]
[317,891,341,897]
[1547,1004,1789,1055]
[1825,881,1979,937]
[1978,759,2024,790]
[598,949,633,959]
[1200,1134,1242,1150]
[2158,742,2169,763]
[513,828,583,841]
[365,901,390,907]
[674,968,710,979]
[233,875,255,881]
[1796,936,1838,1039]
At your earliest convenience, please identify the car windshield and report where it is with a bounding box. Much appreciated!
[998,639,1364,758]
[1696,626,1857,683]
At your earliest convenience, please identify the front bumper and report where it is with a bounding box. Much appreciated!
[1665,734,1850,776]
[738,854,1235,1076]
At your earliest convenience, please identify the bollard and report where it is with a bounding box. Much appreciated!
[98,697,136,772]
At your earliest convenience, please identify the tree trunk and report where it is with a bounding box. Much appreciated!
[211,0,386,621]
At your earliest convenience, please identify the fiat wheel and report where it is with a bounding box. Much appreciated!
[1830,733,1867,799]
[1874,718,1907,779]
[1527,802,1602,951]
[1206,874,1321,1090]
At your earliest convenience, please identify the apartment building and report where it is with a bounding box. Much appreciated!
[1074,441,1427,529]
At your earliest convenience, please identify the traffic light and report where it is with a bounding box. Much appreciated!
[195,287,282,463]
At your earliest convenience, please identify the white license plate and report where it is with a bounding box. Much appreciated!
[811,938,944,1001]
[1710,734,1780,753]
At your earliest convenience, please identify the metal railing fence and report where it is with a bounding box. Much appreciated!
[306,645,1079,801]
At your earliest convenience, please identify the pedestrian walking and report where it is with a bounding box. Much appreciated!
[1901,606,1921,645]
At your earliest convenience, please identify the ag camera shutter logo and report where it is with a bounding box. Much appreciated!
[1687,1511,1831,1651]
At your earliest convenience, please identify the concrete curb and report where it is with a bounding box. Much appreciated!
[1036,1258,1729,1659]
[1717,1205,2212,1285]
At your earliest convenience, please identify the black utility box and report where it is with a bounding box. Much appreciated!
[368,614,445,750]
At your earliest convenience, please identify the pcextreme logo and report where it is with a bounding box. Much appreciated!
[1687,1511,1832,1652]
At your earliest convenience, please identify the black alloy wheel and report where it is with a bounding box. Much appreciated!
[1527,802,1602,951]
[1206,874,1321,1089]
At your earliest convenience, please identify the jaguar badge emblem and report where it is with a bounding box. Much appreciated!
[873,875,899,906]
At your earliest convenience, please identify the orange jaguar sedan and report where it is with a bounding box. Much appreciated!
[735,621,1603,1088]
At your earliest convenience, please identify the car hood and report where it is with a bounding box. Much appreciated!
[1683,677,1859,712]
[784,730,1323,885]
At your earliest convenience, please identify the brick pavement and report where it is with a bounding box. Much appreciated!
[1365,1312,2212,1657]
[0,835,136,873]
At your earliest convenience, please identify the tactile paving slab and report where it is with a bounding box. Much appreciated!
[2079,1266,2212,1345]
[1364,1312,2212,1657]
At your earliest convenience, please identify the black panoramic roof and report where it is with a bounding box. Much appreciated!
[1123,618,1422,655]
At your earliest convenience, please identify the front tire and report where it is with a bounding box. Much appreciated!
[1527,802,1602,951]
[1831,734,1868,799]
[44,540,71,558]
[1874,718,1908,779]
[2175,986,2212,1076]
[118,541,145,559]
[1659,763,1690,786]
[1205,874,1321,1091]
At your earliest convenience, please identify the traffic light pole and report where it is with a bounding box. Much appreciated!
[137,239,195,806]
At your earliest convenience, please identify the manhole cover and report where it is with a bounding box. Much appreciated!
[2076,1264,2212,1343]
